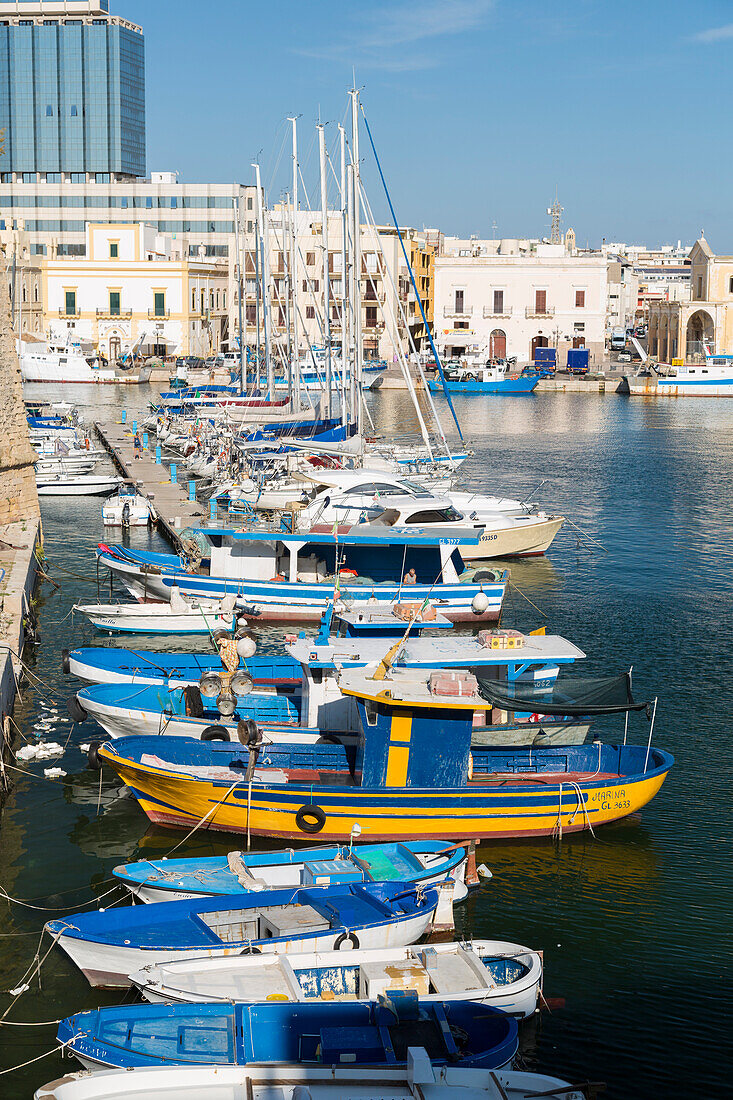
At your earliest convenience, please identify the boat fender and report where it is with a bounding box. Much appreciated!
[61,648,70,675]
[468,753,474,781]
[237,718,261,746]
[87,741,103,770]
[239,946,262,955]
[67,696,88,723]
[334,931,360,951]
[473,569,499,583]
[201,725,231,742]
[295,804,326,834]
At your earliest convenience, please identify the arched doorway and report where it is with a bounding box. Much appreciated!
[530,335,548,360]
[685,310,714,361]
[109,336,121,362]
[489,329,506,358]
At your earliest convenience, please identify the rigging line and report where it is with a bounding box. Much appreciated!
[359,105,464,443]
[157,779,243,858]
[562,517,607,552]
[0,884,120,914]
[0,1035,78,1074]
[508,580,547,619]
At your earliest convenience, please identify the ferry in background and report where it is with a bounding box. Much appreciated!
[625,351,733,397]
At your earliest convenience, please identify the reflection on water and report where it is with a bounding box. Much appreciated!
[0,388,730,1098]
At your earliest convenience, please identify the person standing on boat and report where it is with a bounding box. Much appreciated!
[133,432,142,460]
[404,567,417,585]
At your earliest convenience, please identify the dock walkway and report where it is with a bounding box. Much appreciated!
[95,421,206,549]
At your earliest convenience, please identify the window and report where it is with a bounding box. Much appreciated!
[210,290,214,309]
[535,289,547,313]
[222,291,227,309]
[45,172,61,183]
[302,280,309,292]
[247,197,253,210]
[192,289,197,311]
[455,321,469,330]
[306,305,315,319]
[575,289,586,307]
[109,241,119,259]
[697,276,703,298]
[22,172,36,183]
[493,289,504,314]
[312,279,319,293]
[34,283,39,303]
[247,221,253,232]
[109,291,121,316]
[95,173,109,183]
[121,197,128,209]
[306,252,315,267]
[201,291,205,314]
[729,277,733,294]
[154,292,166,317]
[70,105,78,117]
[171,197,178,209]
[365,306,378,326]
[146,196,153,209]
[65,291,76,316]
[455,289,464,313]
[45,105,53,117]
[69,173,85,183]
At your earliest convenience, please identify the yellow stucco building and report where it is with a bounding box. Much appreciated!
[648,238,733,362]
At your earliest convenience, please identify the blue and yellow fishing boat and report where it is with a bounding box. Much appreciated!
[96,666,672,842]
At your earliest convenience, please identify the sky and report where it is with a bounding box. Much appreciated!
[120,0,733,249]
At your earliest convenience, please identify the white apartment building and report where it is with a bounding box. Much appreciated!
[433,240,608,365]
[44,222,229,359]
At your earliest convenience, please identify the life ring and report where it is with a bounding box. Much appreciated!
[334,931,360,951]
[295,804,326,834]
[201,725,231,742]
[87,741,103,770]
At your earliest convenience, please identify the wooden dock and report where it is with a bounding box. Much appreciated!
[95,420,207,549]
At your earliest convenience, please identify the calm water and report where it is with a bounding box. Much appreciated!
[0,386,731,1098]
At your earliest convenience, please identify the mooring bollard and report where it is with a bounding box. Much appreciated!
[132,419,138,434]
[188,480,196,502]
[143,432,149,451]
[210,499,217,519]
[170,463,177,484]
[155,445,161,464]
[121,410,127,423]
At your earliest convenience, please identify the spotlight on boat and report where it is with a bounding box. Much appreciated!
[199,672,222,698]
[471,591,490,615]
[216,689,236,717]
[230,670,254,696]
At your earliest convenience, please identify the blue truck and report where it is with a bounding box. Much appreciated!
[566,347,590,375]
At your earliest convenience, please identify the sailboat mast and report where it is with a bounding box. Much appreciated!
[350,87,363,439]
[252,162,273,395]
[235,195,245,395]
[318,124,332,421]
[339,124,349,427]
[289,117,301,410]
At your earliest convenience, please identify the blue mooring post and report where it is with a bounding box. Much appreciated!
[132,419,137,434]
[170,463,177,484]
[121,410,127,423]
[188,480,196,502]
[155,445,161,464]
[210,499,217,520]
[142,432,149,451]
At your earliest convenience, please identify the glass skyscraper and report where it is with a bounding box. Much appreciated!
[0,1,145,179]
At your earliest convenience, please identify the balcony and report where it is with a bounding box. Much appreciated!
[443,305,473,318]
[96,308,132,319]
[483,305,512,318]
[525,306,555,318]
[148,308,171,320]
[58,308,80,318]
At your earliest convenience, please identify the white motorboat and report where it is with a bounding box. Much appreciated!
[35,457,99,477]
[131,939,541,1018]
[73,588,238,635]
[102,485,155,527]
[36,475,121,497]
[20,341,153,385]
[34,1061,587,1100]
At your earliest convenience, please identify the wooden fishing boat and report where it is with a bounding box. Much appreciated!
[46,880,442,988]
[131,939,540,1017]
[113,840,469,903]
[72,590,238,635]
[34,1059,589,1100]
[57,995,518,1072]
[95,666,672,841]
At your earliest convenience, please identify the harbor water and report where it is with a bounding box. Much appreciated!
[1,387,731,1098]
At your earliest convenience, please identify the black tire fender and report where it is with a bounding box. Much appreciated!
[87,741,103,770]
[67,696,88,723]
[295,804,326,834]
[334,931,360,951]
[239,946,262,955]
[201,725,230,742]
[61,648,71,675]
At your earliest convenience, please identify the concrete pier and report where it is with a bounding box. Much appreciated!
[95,420,207,549]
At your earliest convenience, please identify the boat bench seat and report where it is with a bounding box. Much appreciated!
[420,945,489,995]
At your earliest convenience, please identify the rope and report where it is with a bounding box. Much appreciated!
[563,517,608,553]
[156,779,243,858]
[507,581,547,619]
[0,884,120,914]
[0,1036,76,1075]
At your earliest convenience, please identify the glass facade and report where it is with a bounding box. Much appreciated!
[0,9,145,176]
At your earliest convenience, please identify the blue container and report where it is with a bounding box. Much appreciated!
[170,464,177,485]
[534,347,556,365]
[567,347,590,373]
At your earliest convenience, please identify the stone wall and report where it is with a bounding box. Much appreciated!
[0,246,39,526]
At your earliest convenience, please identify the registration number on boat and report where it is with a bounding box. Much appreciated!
[589,788,630,810]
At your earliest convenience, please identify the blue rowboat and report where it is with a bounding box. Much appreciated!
[112,840,469,903]
[64,647,301,688]
[58,995,518,1073]
[46,880,441,989]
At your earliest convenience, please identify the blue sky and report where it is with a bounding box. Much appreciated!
[121,0,733,248]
